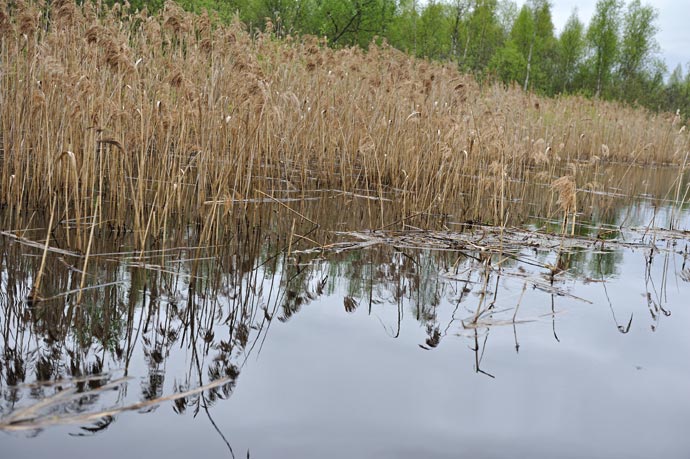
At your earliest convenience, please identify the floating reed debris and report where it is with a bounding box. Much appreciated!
[0,372,238,432]
[304,224,690,257]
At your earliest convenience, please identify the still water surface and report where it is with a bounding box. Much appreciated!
[2,167,690,458]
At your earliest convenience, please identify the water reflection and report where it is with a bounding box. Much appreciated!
[0,165,689,451]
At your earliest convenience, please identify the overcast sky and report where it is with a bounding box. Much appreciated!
[514,0,690,75]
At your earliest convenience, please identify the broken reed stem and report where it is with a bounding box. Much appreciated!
[287,218,296,258]
[512,282,528,322]
[571,209,576,236]
[254,189,320,226]
[0,371,237,431]
[56,150,80,247]
[671,151,689,229]
[77,195,100,305]
[470,258,492,325]
[30,196,57,301]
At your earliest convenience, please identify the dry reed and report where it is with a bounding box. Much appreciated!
[0,0,688,248]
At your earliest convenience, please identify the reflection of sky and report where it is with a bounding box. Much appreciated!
[5,216,690,458]
[3,177,690,458]
[515,0,690,75]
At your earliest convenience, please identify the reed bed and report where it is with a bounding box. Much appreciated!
[1,0,688,247]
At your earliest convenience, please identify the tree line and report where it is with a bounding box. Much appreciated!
[121,0,690,117]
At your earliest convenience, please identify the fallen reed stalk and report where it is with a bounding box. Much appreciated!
[29,196,56,302]
[76,195,100,304]
[0,372,237,431]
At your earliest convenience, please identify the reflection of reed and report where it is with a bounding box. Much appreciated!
[0,216,302,432]
[0,175,687,428]
[314,222,684,378]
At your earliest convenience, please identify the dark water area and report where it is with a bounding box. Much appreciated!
[2,165,690,458]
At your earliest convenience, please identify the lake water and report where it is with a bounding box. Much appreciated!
[2,165,690,458]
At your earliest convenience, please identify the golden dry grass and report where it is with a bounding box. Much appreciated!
[0,0,688,245]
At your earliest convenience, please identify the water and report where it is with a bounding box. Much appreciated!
[2,166,690,458]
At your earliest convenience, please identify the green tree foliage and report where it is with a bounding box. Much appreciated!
[461,0,505,73]
[510,5,534,59]
[530,0,556,91]
[448,0,471,61]
[504,1,554,92]
[614,0,661,103]
[417,1,453,58]
[664,65,690,118]
[242,0,318,34]
[489,40,526,84]
[387,0,419,53]
[555,11,585,93]
[584,0,623,98]
[121,0,689,119]
[495,0,518,37]
[314,0,397,47]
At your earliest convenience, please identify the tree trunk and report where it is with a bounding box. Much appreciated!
[524,40,533,91]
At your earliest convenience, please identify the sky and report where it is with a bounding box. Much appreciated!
[514,0,690,75]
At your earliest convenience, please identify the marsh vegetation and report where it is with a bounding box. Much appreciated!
[1,1,690,457]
